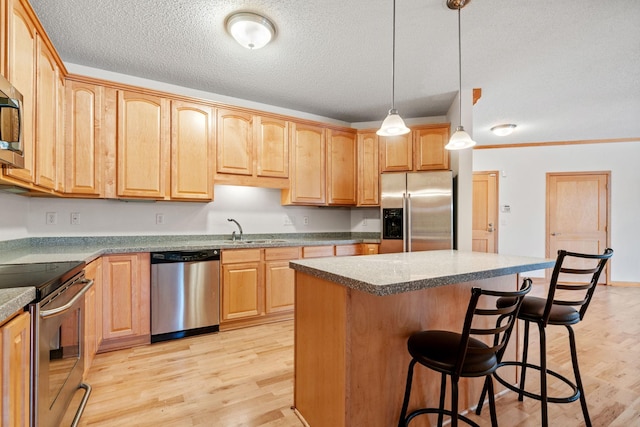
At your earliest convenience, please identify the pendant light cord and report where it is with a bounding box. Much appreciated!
[457,6,462,123]
[391,0,397,110]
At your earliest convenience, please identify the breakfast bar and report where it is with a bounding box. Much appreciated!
[290,250,555,427]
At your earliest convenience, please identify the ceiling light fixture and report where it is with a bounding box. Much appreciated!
[490,124,517,136]
[225,12,276,50]
[445,0,476,150]
[377,0,410,137]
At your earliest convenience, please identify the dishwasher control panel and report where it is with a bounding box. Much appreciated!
[151,249,220,264]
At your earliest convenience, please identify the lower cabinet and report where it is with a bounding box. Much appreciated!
[221,247,300,330]
[83,258,103,377]
[99,253,150,352]
[0,310,30,427]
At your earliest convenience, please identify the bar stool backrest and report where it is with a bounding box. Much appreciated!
[543,248,614,325]
[454,279,532,380]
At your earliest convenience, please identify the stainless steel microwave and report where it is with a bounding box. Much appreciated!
[0,74,24,169]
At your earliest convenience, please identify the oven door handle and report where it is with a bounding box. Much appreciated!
[40,279,94,319]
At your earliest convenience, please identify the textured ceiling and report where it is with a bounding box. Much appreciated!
[28,0,640,146]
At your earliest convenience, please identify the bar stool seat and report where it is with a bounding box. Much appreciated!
[476,248,613,427]
[398,279,532,427]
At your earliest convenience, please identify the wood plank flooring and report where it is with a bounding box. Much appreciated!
[69,284,640,426]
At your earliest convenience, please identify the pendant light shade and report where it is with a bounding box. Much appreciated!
[445,1,476,150]
[378,0,410,137]
[377,109,410,136]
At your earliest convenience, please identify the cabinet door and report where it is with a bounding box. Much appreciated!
[0,311,30,427]
[3,0,36,183]
[221,261,262,321]
[264,247,300,314]
[380,132,412,172]
[357,131,380,206]
[64,80,103,196]
[327,129,357,205]
[256,116,288,178]
[171,100,215,200]
[83,258,102,377]
[101,253,150,351]
[414,125,450,170]
[34,36,59,190]
[116,91,169,199]
[217,108,253,175]
[283,122,326,205]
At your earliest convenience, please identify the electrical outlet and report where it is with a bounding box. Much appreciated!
[156,213,165,225]
[46,212,57,225]
[303,216,309,225]
[70,212,80,225]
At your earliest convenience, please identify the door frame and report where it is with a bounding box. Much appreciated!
[545,171,611,284]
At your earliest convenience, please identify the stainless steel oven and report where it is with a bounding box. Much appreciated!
[0,261,92,427]
[31,269,93,427]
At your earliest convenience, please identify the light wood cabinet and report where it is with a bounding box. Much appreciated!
[64,80,104,196]
[116,91,170,199]
[0,310,30,427]
[100,253,150,352]
[34,35,61,190]
[2,0,36,185]
[282,122,326,205]
[215,108,289,188]
[83,258,102,378]
[221,247,300,330]
[335,244,364,257]
[171,100,215,200]
[327,129,357,205]
[380,124,450,173]
[302,245,335,258]
[264,247,300,314]
[221,249,262,322]
[357,131,380,206]
[414,125,450,171]
[362,243,380,255]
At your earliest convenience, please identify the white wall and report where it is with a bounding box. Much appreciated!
[473,141,640,283]
[0,192,29,240]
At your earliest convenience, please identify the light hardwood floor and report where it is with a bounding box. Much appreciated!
[69,284,640,426]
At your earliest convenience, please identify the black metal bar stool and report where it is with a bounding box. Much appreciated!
[398,279,532,427]
[476,248,613,427]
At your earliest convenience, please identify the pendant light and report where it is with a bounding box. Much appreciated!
[377,0,410,136]
[445,0,476,150]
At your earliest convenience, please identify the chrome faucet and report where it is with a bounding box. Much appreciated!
[227,218,243,241]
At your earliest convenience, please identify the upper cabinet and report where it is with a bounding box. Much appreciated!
[379,124,450,172]
[282,122,326,205]
[215,108,289,188]
[116,90,170,199]
[413,125,450,171]
[171,100,215,200]
[327,129,357,205]
[64,79,104,196]
[357,131,380,206]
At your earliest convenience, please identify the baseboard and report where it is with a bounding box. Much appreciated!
[609,281,640,287]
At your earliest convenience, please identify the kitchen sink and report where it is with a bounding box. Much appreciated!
[228,239,288,244]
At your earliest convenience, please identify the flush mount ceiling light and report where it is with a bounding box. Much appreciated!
[377,0,410,137]
[490,124,517,136]
[445,0,476,150]
[225,12,276,50]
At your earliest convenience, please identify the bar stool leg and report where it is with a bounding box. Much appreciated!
[438,373,447,427]
[450,377,459,427]
[538,323,549,427]
[485,376,498,427]
[398,359,417,427]
[518,320,531,402]
[567,325,592,427]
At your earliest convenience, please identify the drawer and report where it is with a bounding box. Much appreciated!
[302,245,335,258]
[335,244,363,257]
[265,246,301,261]
[222,249,262,264]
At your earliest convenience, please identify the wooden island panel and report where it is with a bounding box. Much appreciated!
[294,272,518,427]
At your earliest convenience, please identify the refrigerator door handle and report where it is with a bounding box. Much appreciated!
[402,193,408,252]
[406,193,412,252]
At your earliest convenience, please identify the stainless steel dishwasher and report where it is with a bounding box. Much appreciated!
[150,249,220,343]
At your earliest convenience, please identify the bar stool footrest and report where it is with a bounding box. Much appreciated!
[404,407,480,427]
[493,361,580,404]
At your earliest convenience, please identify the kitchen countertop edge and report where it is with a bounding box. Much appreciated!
[0,287,35,324]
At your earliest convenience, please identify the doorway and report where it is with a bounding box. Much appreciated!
[472,171,498,253]
[546,172,611,284]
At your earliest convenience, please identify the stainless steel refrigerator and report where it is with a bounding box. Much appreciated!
[380,170,454,253]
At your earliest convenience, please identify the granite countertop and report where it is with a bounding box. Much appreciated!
[0,233,378,323]
[290,250,555,296]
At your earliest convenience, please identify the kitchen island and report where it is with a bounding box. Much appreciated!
[289,250,554,427]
